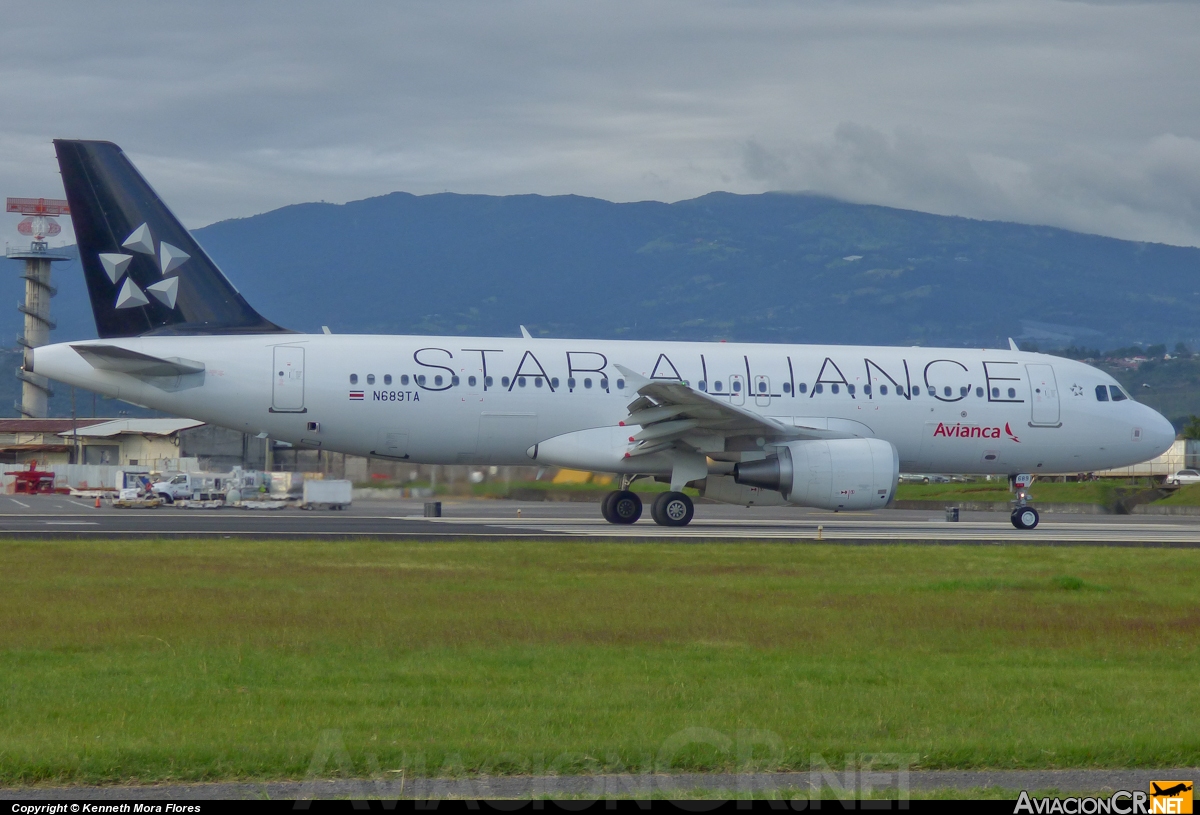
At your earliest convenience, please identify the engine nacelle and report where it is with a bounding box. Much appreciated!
[700,475,790,507]
[732,438,899,511]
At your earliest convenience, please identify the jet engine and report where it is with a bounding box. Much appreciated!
[732,438,899,511]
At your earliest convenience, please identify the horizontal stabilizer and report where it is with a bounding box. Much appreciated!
[71,344,205,377]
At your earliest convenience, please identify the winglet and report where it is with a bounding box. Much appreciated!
[1008,337,1019,351]
[520,325,533,339]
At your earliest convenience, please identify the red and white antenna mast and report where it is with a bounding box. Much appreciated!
[6,197,71,418]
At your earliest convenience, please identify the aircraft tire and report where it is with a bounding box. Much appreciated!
[652,491,694,527]
[1011,507,1040,529]
[600,490,620,523]
[610,490,642,524]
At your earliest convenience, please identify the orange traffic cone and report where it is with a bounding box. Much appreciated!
[94,496,101,508]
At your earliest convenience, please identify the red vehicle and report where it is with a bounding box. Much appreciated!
[6,462,56,494]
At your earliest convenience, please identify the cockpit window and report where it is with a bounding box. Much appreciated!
[1109,385,1128,402]
[1095,385,1109,402]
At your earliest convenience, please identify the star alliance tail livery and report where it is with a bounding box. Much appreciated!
[30,140,1176,528]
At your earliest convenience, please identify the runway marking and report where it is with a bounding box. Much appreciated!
[43,521,99,526]
[8,499,29,508]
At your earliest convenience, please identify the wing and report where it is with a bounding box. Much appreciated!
[613,364,867,459]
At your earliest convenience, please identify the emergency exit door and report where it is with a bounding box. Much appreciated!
[272,346,305,412]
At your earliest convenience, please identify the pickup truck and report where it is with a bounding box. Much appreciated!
[151,472,226,503]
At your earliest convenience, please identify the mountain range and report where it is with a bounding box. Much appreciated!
[3,190,1200,416]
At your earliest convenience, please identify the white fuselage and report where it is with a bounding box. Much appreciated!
[32,334,1175,477]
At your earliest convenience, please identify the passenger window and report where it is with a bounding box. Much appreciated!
[584,378,592,388]
[928,387,936,396]
[401,374,409,385]
[485,376,493,387]
[714,381,723,392]
[959,386,968,397]
[758,381,767,393]
[416,375,426,386]
[451,375,459,386]
[782,382,790,393]
[879,385,887,395]
[733,381,742,392]
[384,374,392,385]
[943,386,951,397]
[975,386,983,397]
[617,379,625,389]
[435,375,444,386]
[534,377,543,388]
[1110,385,1127,402]
[600,378,609,389]
[518,377,526,387]
[551,377,559,388]
[567,377,576,389]
[1095,385,1108,402]
[991,387,999,398]
[367,374,375,385]
[831,384,839,394]
[847,384,855,395]
[799,383,808,394]
[468,376,476,387]
[350,374,358,385]
[698,380,707,391]
[502,376,510,387]
[911,387,918,397]
[1007,387,1016,398]
[815,383,824,394]
[863,385,870,395]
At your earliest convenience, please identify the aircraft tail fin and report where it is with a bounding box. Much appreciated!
[53,139,288,339]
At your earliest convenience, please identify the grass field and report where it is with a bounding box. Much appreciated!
[1,539,1198,785]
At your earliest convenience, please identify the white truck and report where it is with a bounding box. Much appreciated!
[151,472,230,503]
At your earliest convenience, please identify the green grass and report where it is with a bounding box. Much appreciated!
[1153,484,1200,506]
[2,540,1199,785]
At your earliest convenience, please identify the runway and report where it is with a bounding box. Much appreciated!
[0,493,1199,545]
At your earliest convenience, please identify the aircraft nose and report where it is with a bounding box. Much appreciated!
[1143,406,1177,457]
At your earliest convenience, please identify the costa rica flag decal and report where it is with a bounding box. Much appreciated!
[349,391,364,400]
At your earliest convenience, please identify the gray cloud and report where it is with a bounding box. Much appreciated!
[2,0,1199,250]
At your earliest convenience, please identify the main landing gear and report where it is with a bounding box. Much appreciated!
[600,488,695,526]
[601,490,642,524]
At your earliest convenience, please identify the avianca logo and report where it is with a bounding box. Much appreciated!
[934,422,1020,443]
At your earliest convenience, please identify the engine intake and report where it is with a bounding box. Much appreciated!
[733,438,899,511]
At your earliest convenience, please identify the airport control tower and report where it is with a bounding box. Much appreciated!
[6,198,70,417]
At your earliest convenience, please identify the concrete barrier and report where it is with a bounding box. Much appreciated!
[892,500,1111,515]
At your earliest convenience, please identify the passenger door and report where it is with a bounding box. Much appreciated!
[1026,364,1060,426]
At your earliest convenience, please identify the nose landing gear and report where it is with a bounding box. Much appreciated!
[1011,506,1040,529]
[1009,473,1040,529]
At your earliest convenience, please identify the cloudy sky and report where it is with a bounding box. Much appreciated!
[3,0,1199,250]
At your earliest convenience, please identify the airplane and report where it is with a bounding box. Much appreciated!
[28,140,1177,529]
[1152,783,1193,798]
